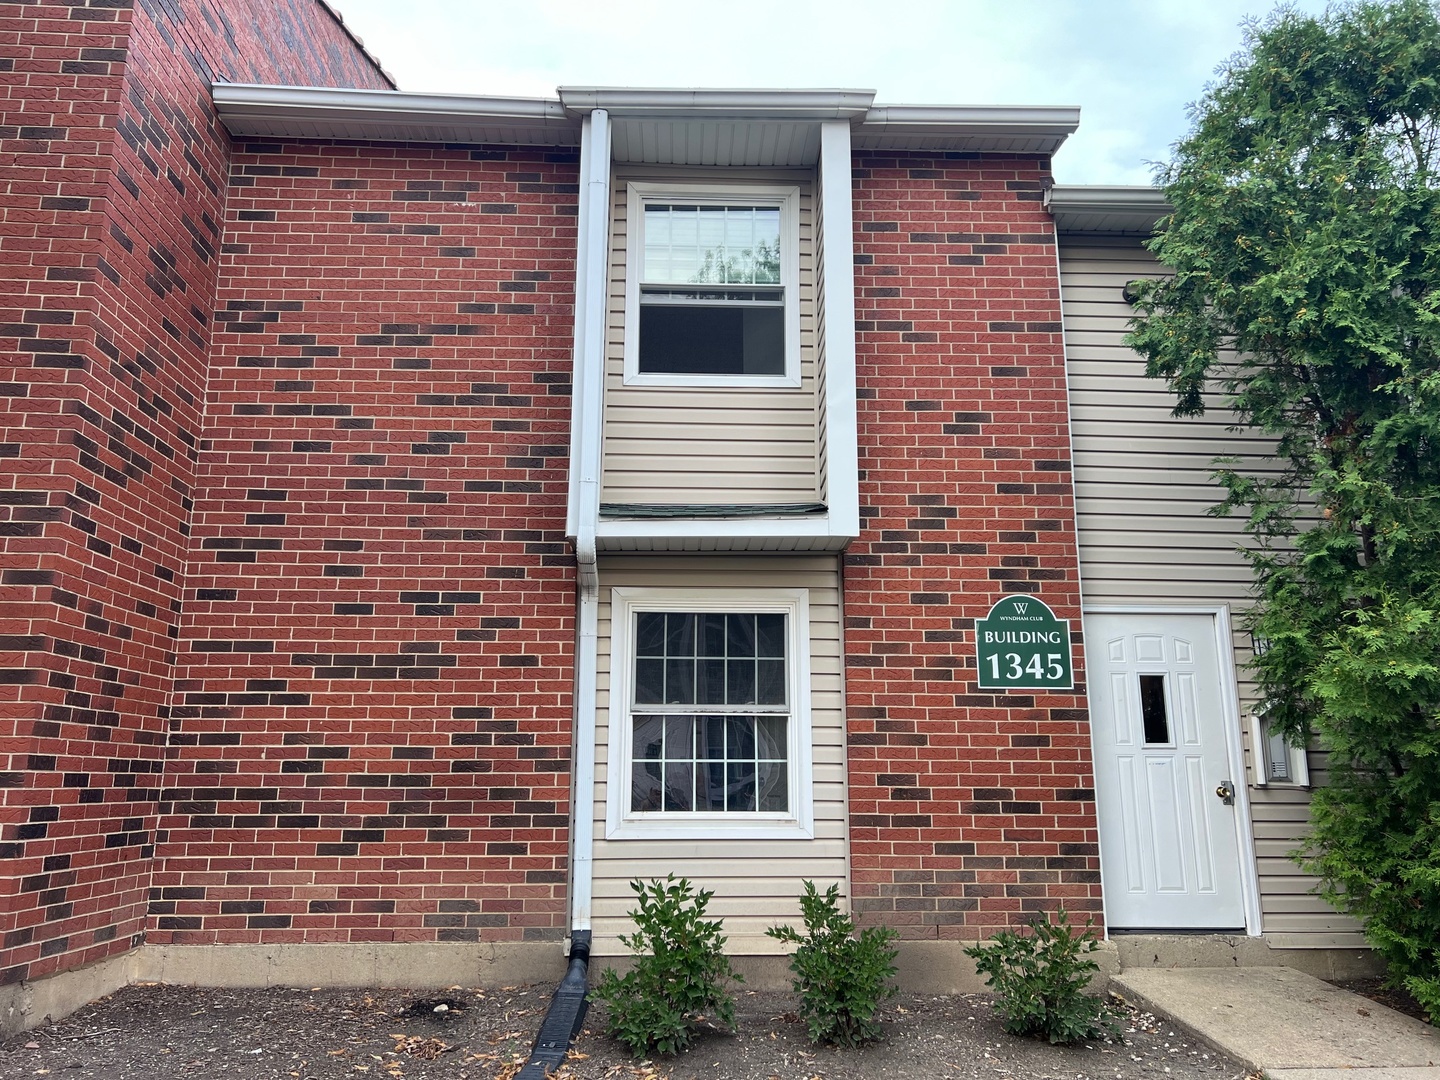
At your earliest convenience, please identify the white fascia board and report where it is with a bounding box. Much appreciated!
[212,83,576,142]
[558,87,875,120]
[1045,185,1170,215]
[1046,185,1171,236]
[864,104,1080,130]
[857,104,1080,151]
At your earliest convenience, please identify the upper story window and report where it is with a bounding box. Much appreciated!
[624,182,801,388]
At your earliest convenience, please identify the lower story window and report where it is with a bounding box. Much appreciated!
[608,589,813,839]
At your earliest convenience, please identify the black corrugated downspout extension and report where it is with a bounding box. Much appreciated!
[515,931,591,1079]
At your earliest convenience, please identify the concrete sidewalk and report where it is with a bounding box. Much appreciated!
[1112,967,1438,1079]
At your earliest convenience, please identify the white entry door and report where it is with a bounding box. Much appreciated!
[1084,612,1246,930]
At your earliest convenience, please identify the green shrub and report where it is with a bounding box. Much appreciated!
[963,908,1121,1045]
[766,881,899,1047]
[589,875,741,1056]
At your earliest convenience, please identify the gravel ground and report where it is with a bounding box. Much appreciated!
[0,982,1252,1080]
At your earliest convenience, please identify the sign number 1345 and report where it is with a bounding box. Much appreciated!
[988,652,1066,682]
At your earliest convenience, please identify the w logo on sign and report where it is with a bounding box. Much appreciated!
[1013,603,1029,615]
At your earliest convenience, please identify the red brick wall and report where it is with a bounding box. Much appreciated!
[845,151,1101,940]
[0,0,388,986]
[0,0,137,989]
[150,140,578,946]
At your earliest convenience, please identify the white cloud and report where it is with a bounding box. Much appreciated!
[331,0,1327,184]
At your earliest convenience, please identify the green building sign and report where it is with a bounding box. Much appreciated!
[974,595,1074,690]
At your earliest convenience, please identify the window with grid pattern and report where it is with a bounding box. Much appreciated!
[624,183,800,386]
[629,612,790,814]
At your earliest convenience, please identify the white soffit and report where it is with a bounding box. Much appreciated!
[1046,185,1170,236]
[576,89,869,167]
[212,84,578,146]
[609,120,823,167]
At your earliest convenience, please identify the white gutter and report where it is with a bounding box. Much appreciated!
[214,82,568,121]
[852,104,1082,130]
[566,109,610,934]
[1044,184,1169,214]
[559,86,875,119]
[212,84,1084,156]
[1045,185,1170,236]
[860,104,1080,135]
[212,83,576,142]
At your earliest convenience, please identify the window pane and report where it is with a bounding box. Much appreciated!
[726,716,755,758]
[663,762,693,811]
[638,304,784,376]
[634,658,664,705]
[699,613,727,657]
[726,659,756,705]
[1139,674,1169,744]
[664,715,694,757]
[698,657,727,705]
[756,659,786,705]
[756,759,788,812]
[634,715,664,760]
[756,614,786,657]
[631,715,664,812]
[756,715,787,758]
[726,761,757,811]
[644,204,781,285]
[636,611,666,655]
[727,614,756,657]
[664,657,695,704]
[701,716,726,760]
[693,761,722,811]
[632,763,662,811]
[665,613,694,656]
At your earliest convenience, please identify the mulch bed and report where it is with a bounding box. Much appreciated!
[1330,977,1432,1026]
[0,982,1253,1080]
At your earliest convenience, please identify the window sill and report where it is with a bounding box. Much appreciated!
[606,815,814,842]
[620,371,803,390]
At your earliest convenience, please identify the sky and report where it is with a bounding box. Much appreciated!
[329,0,1328,186]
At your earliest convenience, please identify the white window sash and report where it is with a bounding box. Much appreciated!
[622,181,803,389]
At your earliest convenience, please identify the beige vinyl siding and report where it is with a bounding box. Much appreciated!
[1062,238,1359,943]
[601,167,820,505]
[591,554,847,955]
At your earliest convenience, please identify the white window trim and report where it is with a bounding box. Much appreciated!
[605,586,814,840]
[622,181,802,389]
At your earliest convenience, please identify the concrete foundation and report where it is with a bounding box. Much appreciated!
[0,951,134,1039]
[0,933,1384,1037]
[0,941,562,1038]
[1111,933,1385,981]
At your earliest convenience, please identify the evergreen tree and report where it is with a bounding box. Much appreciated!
[1126,0,1440,1020]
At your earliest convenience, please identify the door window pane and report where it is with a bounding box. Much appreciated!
[1139,674,1170,744]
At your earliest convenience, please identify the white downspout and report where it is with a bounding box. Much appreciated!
[567,108,609,935]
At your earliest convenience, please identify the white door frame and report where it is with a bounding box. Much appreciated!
[1083,603,1263,937]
